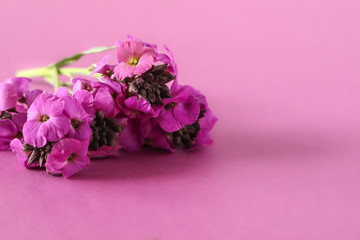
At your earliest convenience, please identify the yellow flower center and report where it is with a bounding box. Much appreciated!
[40,115,50,122]
[129,57,139,66]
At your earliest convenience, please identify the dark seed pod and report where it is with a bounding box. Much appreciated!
[168,109,207,149]
[124,64,176,105]
[23,142,55,167]
[89,111,122,151]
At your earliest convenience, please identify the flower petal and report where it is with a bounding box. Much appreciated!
[133,53,155,75]
[0,83,18,111]
[23,119,47,147]
[117,40,144,62]
[94,87,120,118]
[113,62,136,80]
[62,155,90,178]
[158,108,184,132]
[55,87,70,99]
[41,116,70,142]
[124,96,154,114]
[173,95,200,125]
[10,138,38,168]
[6,77,31,96]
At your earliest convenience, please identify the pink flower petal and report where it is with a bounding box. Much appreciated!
[23,119,47,147]
[124,96,154,114]
[0,83,18,111]
[6,77,31,96]
[94,87,120,118]
[62,155,90,178]
[158,108,184,132]
[40,116,70,142]
[133,53,155,75]
[173,96,200,125]
[10,138,38,168]
[55,87,70,98]
[117,40,144,62]
[113,62,136,80]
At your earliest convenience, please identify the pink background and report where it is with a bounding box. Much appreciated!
[1,0,360,239]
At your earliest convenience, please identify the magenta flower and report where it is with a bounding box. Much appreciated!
[23,93,70,147]
[113,40,156,80]
[93,87,120,118]
[157,82,200,132]
[45,138,90,178]
[193,108,218,147]
[156,45,178,76]
[62,96,93,141]
[118,118,154,151]
[10,138,39,168]
[0,83,18,111]
[126,35,158,52]
[0,119,18,150]
[5,77,31,97]
[73,90,96,117]
[25,89,43,107]
[146,125,176,152]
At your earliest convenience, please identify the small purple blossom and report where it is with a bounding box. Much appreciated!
[0,83,17,111]
[0,119,18,150]
[63,96,93,141]
[10,138,39,168]
[157,83,200,132]
[113,40,157,80]
[23,93,70,147]
[45,138,90,178]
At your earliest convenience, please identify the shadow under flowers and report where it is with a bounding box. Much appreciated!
[72,146,212,180]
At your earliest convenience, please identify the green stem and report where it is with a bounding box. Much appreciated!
[15,45,116,90]
[16,67,52,79]
[59,67,93,78]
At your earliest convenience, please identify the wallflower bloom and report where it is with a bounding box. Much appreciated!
[0,119,18,150]
[5,77,31,97]
[158,82,200,132]
[45,138,90,178]
[0,83,17,111]
[23,93,70,147]
[10,138,39,168]
[113,40,156,80]
[62,96,93,141]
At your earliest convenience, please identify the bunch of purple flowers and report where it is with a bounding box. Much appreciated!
[1,36,217,178]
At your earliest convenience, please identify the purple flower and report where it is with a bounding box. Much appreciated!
[156,45,178,76]
[91,55,115,76]
[0,119,18,150]
[118,118,154,151]
[25,89,43,107]
[193,107,217,147]
[23,93,70,147]
[73,90,96,117]
[93,87,120,118]
[113,40,157,80]
[157,82,200,132]
[62,96,93,141]
[146,125,176,152]
[45,138,90,178]
[91,56,125,94]
[10,138,39,168]
[126,35,158,52]
[5,77,32,97]
[0,83,18,111]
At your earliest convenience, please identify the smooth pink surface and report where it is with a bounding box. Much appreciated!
[1,0,360,239]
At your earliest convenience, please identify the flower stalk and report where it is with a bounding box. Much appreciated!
[15,45,116,90]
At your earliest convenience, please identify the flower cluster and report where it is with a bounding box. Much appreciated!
[3,36,217,178]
